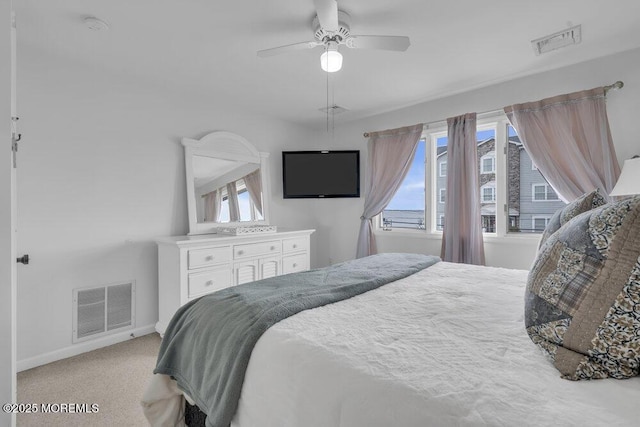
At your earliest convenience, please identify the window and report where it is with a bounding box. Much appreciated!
[381,140,426,230]
[532,183,559,201]
[376,115,568,235]
[507,124,566,233]
[435,128,495,234]
[439,161,447,177]
[532,216,551,232]
[481,183,496,203]
[435,136,448,230]
[480,152,496,174]
[217,180,263,222]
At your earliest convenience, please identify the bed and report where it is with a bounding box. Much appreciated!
[142,193,640,426]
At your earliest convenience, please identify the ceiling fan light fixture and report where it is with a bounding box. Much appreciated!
[320,44,342,72]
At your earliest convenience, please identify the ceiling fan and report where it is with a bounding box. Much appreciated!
[257,0,411,72]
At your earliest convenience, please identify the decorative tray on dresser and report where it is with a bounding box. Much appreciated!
[155,229,315,335]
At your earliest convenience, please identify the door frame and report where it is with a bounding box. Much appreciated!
[1,2,17,426]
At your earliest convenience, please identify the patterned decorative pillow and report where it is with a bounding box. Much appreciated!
[539,189,607,247]
[525,195,640,380]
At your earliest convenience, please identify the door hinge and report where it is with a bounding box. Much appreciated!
[11,116,20,168]
[11,133,21,168]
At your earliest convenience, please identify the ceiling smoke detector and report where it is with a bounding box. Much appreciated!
[531,25,581,56]
[84,16,110,31]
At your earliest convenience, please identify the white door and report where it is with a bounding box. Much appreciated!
[1,4,17,426]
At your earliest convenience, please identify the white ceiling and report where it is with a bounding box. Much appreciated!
[16,0,640,128]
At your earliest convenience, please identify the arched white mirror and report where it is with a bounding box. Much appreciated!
[183,131,271,235]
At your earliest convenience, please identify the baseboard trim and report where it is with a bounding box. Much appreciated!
[17,324,157,372]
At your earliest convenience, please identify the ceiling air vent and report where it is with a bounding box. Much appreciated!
[319,105,349,114]
[531,25,581,56]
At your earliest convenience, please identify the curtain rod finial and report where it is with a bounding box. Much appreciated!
[605,81,624,93]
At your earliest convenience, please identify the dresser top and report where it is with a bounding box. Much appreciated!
[156,228,315,246]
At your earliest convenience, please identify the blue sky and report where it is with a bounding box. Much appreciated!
[218,191,261,222]
[386,142,425,210]
[386,128,503,210]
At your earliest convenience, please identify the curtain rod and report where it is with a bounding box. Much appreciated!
[363,80,624,138]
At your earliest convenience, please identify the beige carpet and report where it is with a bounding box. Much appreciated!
[17,333,161,427]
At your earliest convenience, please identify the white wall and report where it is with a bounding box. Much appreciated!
[313,47,640,270]
[16,46,322,368]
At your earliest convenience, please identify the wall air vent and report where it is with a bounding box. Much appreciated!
[319,104,349,114]
[531,25,581,56]
[73,281,135,343]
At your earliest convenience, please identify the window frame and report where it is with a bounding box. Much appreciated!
[532,215,552,232]
[532,183,559,202]
[481,183,496,203]
[480,152,496,174]
[439,161,447,177]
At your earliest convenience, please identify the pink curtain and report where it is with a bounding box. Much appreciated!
[440,113,485,265]
[504,87,620,202]
[356,123,423,258]
[203,189,221,222]
[226,183,240,222]
[243,170,263,216]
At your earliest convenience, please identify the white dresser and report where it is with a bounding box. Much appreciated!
[155,229,315,335]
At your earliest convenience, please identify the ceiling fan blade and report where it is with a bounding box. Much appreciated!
[257,41,321,57]
[347,35,411,51]
[313,0,339,32]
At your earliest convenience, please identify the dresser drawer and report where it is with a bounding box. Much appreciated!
[188,267,233,298]
[282,237,308,254]
[234,241,281,259]
[188,246,231,269]
[282,253,308,274]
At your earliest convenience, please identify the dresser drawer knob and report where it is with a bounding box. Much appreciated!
[205,280,214,286]
[292,263,297,268]
[270,246,276,250]
[206,255,214,261]
[292,244,297,248]
[237,250,244,255]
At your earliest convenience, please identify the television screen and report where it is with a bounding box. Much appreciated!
[282,150,360,198]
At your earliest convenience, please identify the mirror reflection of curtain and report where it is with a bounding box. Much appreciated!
[203,189,222,223]
[226,183,240,222]
[243,170,263,215]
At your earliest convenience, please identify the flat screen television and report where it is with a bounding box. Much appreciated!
[282,150,360,198]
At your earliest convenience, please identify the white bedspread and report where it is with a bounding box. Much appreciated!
[144,262,640,426]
